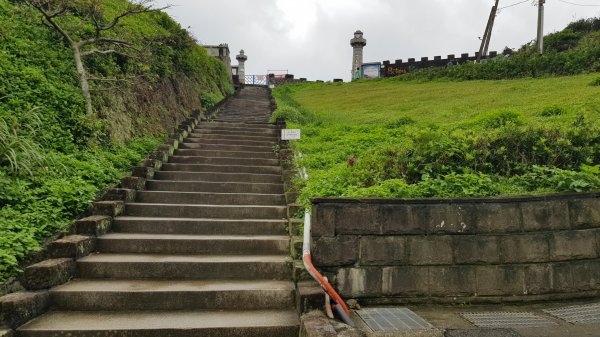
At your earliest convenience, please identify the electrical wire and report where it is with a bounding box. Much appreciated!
[499,0,530,10]
[557,0,600,6]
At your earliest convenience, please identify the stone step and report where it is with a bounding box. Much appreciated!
[50,279,295,311]
[180,142,274,153]
[113,217,288,236]
[147,180,284,194]
[211,118,273,124]
[17,310,299,337]
[168,156,280,167]
[191,129,278,139]
[187,131,277,141]
[154,171,281,183]
[175,149,276,159]
[160,163,282,174]
[184,137,275,147]
[77,254,291,279]
[96,233,289,255]
[124,203,287,219]
[202,121,277,129]
[136,191,285,205]
[196,126,279,135]
[215,119,272,124]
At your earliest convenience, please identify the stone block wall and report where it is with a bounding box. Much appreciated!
[381,51,503,77]
[311,193,600,304]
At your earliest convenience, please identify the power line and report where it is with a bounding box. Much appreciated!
[557,0,600,6]
[499,0,530,10]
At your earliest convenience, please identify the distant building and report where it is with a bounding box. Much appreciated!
[203,43,232,80]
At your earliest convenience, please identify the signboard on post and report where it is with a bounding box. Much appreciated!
[362,62,381,79]
[281,129,301,140]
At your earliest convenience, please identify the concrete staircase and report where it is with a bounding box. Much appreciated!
[17,86,300,336]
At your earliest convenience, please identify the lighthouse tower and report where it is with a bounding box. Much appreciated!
[350,30,367,78]
[236,49,247,84]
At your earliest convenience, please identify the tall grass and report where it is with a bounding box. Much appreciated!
[0,106,47,176]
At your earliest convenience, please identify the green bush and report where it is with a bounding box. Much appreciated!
[200,92,224,111]
[0,136,162,282]
[541,106,566,117]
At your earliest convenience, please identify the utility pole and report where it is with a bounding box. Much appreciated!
[537,0,545,54]
[477,0,500,63]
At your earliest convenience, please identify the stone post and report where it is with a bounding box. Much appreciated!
[350,30,367,79]
[236,50,247,85]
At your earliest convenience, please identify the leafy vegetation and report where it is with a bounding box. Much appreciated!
[274,73,600,207]
[394,18,600,81]
[0,0,232,282]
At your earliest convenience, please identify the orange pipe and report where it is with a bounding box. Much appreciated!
[303,252,351,315]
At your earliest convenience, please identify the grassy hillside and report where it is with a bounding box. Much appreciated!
[274,73,600,206]
[399,18,600,81]
[0,0,232,283]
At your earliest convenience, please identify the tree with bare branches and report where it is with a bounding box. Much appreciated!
[28,0,168,115]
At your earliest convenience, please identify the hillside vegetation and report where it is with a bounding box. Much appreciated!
[0,0,232,282]
[274,19,600,207]
[275,74,600,206]
[401,18,600,81]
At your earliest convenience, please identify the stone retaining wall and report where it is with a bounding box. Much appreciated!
[311,193,600,304]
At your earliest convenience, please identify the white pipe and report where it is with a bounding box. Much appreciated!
[297,154,352,320]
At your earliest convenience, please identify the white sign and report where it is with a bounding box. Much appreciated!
[281,129,301,140]
[269,84,275,89]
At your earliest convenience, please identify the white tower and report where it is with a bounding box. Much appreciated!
[350,30,367,77]
[236,50,247,84]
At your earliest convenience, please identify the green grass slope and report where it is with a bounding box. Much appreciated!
[274,73,600,206]
[0,0,232,283]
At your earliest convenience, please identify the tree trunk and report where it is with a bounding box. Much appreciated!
[72,45,93,115]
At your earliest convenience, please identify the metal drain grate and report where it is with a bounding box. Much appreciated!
[459,312,558,328]
[543,303,600,325]
[356,308,434,332]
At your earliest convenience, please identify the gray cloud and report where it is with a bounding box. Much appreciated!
[156,0,600,81]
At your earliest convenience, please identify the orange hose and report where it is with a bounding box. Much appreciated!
[303,252,351,315]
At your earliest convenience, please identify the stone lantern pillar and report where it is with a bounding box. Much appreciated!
[350,30,366,79]
[236,50,247,85]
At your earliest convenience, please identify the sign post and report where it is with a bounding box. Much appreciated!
[281,129,301,141]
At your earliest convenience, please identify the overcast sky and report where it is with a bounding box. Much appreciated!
[155,0,600,81]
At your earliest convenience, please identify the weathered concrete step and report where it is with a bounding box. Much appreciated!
[216,115,271,120]
[147,180,284,194]
[124,203,287,219]
[77,254,291,279]
[212,117,272,122]
[195,126,279,135]
[215,119,272,124]
[160,163,282,174]
[180,142,274,153]
[202,121,277,129]
[97,233,289,255]
[191,129,278,139]
[154,171,281,183]
[168,156,280,167]
[187,134,277,143]
[17,310,300,337]
[210,119,274,125]
[50,279,295,310]
[176,149,276,159]
[136,191,285,205]
[184,137,275,147]
[113,217,287,235]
